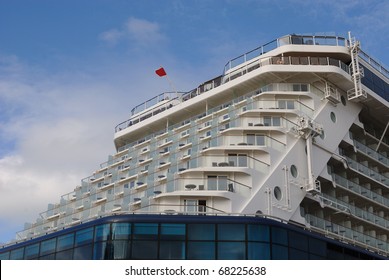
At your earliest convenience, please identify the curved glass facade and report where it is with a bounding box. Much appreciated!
[0,215,386,260]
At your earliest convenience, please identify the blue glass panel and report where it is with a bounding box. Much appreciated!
[288,231,308,251]
[112,240,130,260]
[112,223,132,240]
[0,251,10,260]
[187,241,215,259]
[57,233,74,251]
[218,224,245,240]
[247,242,271,260]
[160,224,185,240]
[159,241,185,259]
[94,241,107,260]
[188,224,215,240]
[133,223,158,239]
[132,241,158,259]
[25,243,40,259]
[271,227,287,245]
[75,227,94,246]
[41,238,56,255]
[308,237,326,256]
[73,244,93,260]
[56,249,73,260]
[39,253,55,260]
[95,224,111,242]
[289,248,308,260]
[218,242,245,259]
[247,224,270,242]
[271,244,288,260]
[10,247,24,260]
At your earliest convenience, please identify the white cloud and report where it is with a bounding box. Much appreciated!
[99,17,166,47]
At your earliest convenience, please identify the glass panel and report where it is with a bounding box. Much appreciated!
[57,233,74,251]
[247,242,271,260]
[308,237,326,257]
[56,249,73,260]
[75,227,94,246]
[25,243,40,259]
[95,224,111,242]
[273,117,281,126]
[228,154,237,167]
[160,224,186,240]
[73,244,93,260]
[112,223,132,240]
[10,247,24,260]
[288,231,308,251]
[133,223,158,239]
[159,241,185,259]
[238,155,247,167]
[187,241,215,260]
[271,244,288,259]
[94,241,109,260]
[247,134,255,145]
[247,224,270,242]
[271,227,287,245]
[41,238,57,255]
[289,248,308,260]
[207,176,217,190]
[218,176,228,190]
[256,135,265,146]
[188,224,215,240]
[263,117,271,126]
[0,252,10,260]
[112,240,130,260]
[218,242,245,259]
[218,224,245,240]
[132,241,158,259]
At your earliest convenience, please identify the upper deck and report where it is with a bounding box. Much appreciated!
[114,34,389,145]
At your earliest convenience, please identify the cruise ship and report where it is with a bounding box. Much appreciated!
[1,33,388,260]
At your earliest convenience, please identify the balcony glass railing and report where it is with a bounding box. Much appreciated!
[345,156,389,187]
[352,138,389,167]
[306,214,389,253]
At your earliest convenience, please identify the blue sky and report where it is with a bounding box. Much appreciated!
[0,0,388,244]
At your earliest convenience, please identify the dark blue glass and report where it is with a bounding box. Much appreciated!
[247,224,270,242]
[218,242,245,259]
[133,223,158,239]
[308,237,326,256]
[218,224,245,240]
[95,224,111,241]
[56,249,73,260]
[271,244,288,259]
[132,241,158,259]
[288,231,308,251]
[160,223,185,240]
[0,251,10,260]
[247,242,271,260]
[188,224,215,240]
[159,241,185,259]
[112,223,132,240]
[57,233,74,251]
[289,248,308,260]
[10,247,24,260]
[75,227,94,246]
[271,227,287,245]
[40,238,56,255]
[187,241,215,259]
[73,244,93,260]
[25,243,40,259]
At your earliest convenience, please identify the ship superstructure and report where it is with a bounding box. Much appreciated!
[1,33,388,259]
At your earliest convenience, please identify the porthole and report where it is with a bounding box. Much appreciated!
[320,130,325,139]
[341,95,346,106]
[330,112,336,123]
[274,186,282,201]
[290,165,298,178]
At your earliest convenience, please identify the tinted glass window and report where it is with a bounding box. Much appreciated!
[247,224,270,242]
[133,223,158,239]
[218,224,245,241]
[187,241,215,259]
[56,249,73,260]
[308,237,326,257]
[272,244,288,260]
[289,248,308,260]
[160,224,185,240]
[41,238,56,255]
[75,227,94,246]
[57,233,74,251]
[159,241,185,259]
[95,224,111,242]
[188,224,215,240]
[0,252,10,260]
[73,244,93,260]
[271,227,287,245]
[112,223,132,240]
[132,241,158,259]
[10,247,24,260]
[25,243,40,259]
[288,231,308,251]
[247,242,271,260]
[218,242,245,259]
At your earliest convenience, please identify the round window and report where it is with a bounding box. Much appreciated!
[290,165,298,178]
[330,112,336,123]
[274,186,282,201]
[341,95,347,106]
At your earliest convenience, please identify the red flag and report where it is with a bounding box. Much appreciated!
[155,67,167,77]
